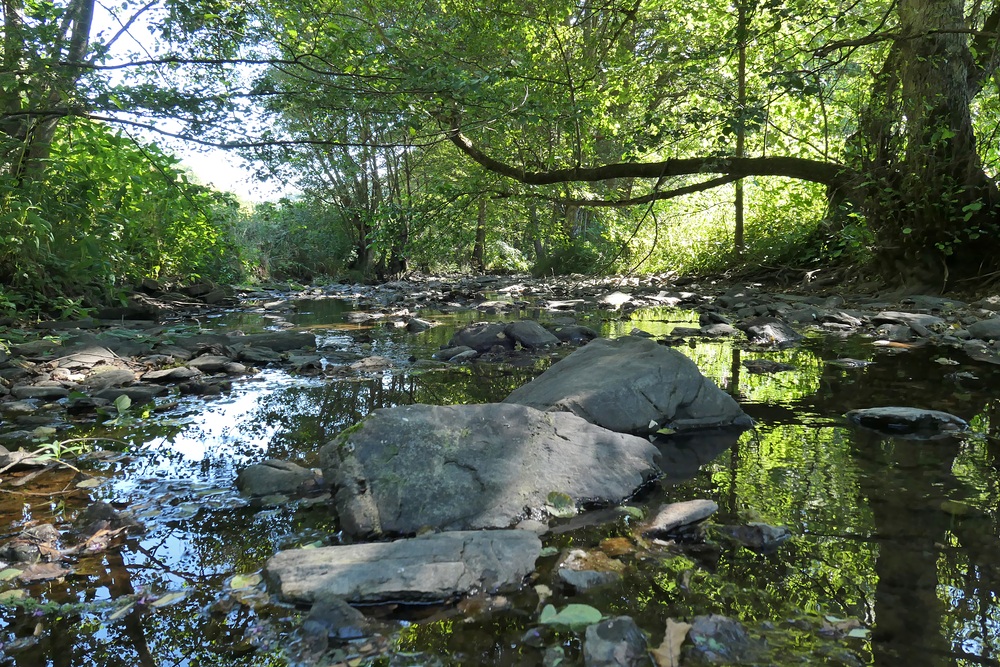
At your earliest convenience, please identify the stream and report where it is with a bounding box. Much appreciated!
[0,284,998,666]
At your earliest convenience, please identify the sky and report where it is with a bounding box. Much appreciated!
[95,2,297,203]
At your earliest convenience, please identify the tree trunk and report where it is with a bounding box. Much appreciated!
[472,197,487,272]
[861,0,1000,289]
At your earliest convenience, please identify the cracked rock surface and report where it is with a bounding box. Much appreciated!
[264,529,541,604]
[503,336,752,434]
[320,403,660,537]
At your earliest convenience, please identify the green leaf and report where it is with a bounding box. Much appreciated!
[539,604,603,630]
[229,573,262,590]
[114,394,132,413]
[0,568,22,581]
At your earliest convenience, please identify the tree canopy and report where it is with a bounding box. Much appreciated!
[2,0,999,304]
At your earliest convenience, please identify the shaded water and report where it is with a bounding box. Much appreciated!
[1,297,998,666]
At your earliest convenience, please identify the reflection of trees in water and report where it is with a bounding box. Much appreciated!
[241,365,543,462]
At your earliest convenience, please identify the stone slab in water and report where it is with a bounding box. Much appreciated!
[845,407,968,439]
[320,402,660,537]
[503,336,751,434]
[643,499,719,537]
[264,529,541,604]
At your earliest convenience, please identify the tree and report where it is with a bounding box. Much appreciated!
[61,0,999,287]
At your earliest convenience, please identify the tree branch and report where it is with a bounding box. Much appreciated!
[445,124,859,198]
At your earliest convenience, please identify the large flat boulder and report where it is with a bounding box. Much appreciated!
[320,403,660,537]
[503,336,751,434]
[264,530,541,604]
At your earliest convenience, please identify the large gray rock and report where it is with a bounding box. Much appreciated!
[320,403,660,537]
[503,336,751,434]
[447,322,513,352]
[264,530,541,604]
[504,321,560,349]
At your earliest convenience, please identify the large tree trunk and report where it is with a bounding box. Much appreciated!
[860,0,1000,289]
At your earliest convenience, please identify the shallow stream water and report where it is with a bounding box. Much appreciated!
[0,295,998,666]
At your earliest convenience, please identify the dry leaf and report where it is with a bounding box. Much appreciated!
[18,563,71,583]
[651,619,691,667]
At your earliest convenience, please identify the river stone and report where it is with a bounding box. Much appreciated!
[82,368,136,390]
[320,403,660,537]
[187,355,235,372]
[52,346,118,369]
[503,336,751,434]
[873,311,946,329]
[583,616,650,667]
[10,385,70,400]
[548,324,598,344]
[643,499,719,537]
[447,322,513,352]
[235,346,283,364]
[93,385,167,403]
[738,317,803,347]
[845,407,968,439]
[504,321,560,349]
[264,529,541,604]
[143,366,203,382]
[236,459,318,497]
[966,318,1000,340]
[233,331,317,352]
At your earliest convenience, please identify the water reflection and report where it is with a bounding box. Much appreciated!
[1,300,999,665]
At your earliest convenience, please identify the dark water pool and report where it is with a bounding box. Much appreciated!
[0,297,997,666]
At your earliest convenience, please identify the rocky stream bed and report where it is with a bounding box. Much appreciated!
[0,274,999,666]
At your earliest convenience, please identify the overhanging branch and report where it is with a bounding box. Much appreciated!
[446,124,860,200]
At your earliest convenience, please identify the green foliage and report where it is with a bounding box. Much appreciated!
[0,120,242,315]
[233,199,354,281]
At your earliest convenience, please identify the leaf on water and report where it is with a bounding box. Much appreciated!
[620,506,645,520]
[538,603,603,630]
[0,589,26,605]
[933,357,959,365]
[539,604,556,624]
[75,478,103,489]
[114,394,132,413]
[18,563,70,582]
[651,619,691,667]
[300,541,324,549]
[539,546,559,558]
[150,591,187,608]
[847,627,870,638]
[0,568,22,581]
[108,602,135,621]
[229,573,262,590]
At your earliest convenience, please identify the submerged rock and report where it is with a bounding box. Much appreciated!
[264,530,541,604]
[845,407,968,439]
[448,322,513,352]
[583,616,651,667]
[320,402,660,537]
[738,317,803,347]
[236,459,320,497]
[717,522,792,552]
[686,614,762,664]
[503,336,751,434]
